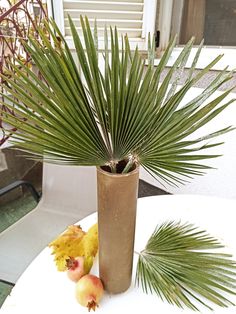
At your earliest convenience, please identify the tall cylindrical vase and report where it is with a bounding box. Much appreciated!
[97,166,139,294]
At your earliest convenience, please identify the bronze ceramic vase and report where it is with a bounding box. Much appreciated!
[97,165,139,294]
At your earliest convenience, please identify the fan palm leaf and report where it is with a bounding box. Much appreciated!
[0,16,235,184]
[136,221,236,311]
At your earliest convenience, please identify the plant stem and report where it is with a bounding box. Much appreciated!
[110,162,117,173]
[122,159,134,173]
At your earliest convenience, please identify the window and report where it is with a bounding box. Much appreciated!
[177,0,236,46]
[157,0,236,70]
[50,0,158,50]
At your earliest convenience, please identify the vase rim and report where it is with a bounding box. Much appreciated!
[97,164,139,177]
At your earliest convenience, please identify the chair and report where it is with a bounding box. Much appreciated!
[0,163,97,284]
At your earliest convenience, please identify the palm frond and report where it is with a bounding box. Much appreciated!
[147,32,155,68]
[1,16,235,182]
[136,221,236,311]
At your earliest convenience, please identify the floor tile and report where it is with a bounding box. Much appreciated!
[0,196,37,233]
[0,281,13,308]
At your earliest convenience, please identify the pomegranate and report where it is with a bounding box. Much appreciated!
[66,256,86,282]
[75,274,104,311]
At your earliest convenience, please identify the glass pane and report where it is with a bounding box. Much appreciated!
[177,0,236,46]
[204,0,236,46]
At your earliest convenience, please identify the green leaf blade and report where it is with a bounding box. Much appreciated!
[136,221,236,311]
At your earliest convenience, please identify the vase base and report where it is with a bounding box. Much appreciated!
[101,278,131,295]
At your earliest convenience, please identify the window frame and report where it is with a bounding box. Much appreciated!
[48,0,158,51]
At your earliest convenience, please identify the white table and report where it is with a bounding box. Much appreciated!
[1,195,236,314]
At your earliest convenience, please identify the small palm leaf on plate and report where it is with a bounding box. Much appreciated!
[136,221,236,311]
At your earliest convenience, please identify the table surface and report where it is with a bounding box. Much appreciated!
[1,194,236,314]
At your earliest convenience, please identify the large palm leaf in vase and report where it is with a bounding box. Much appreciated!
[1,16,236,311]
